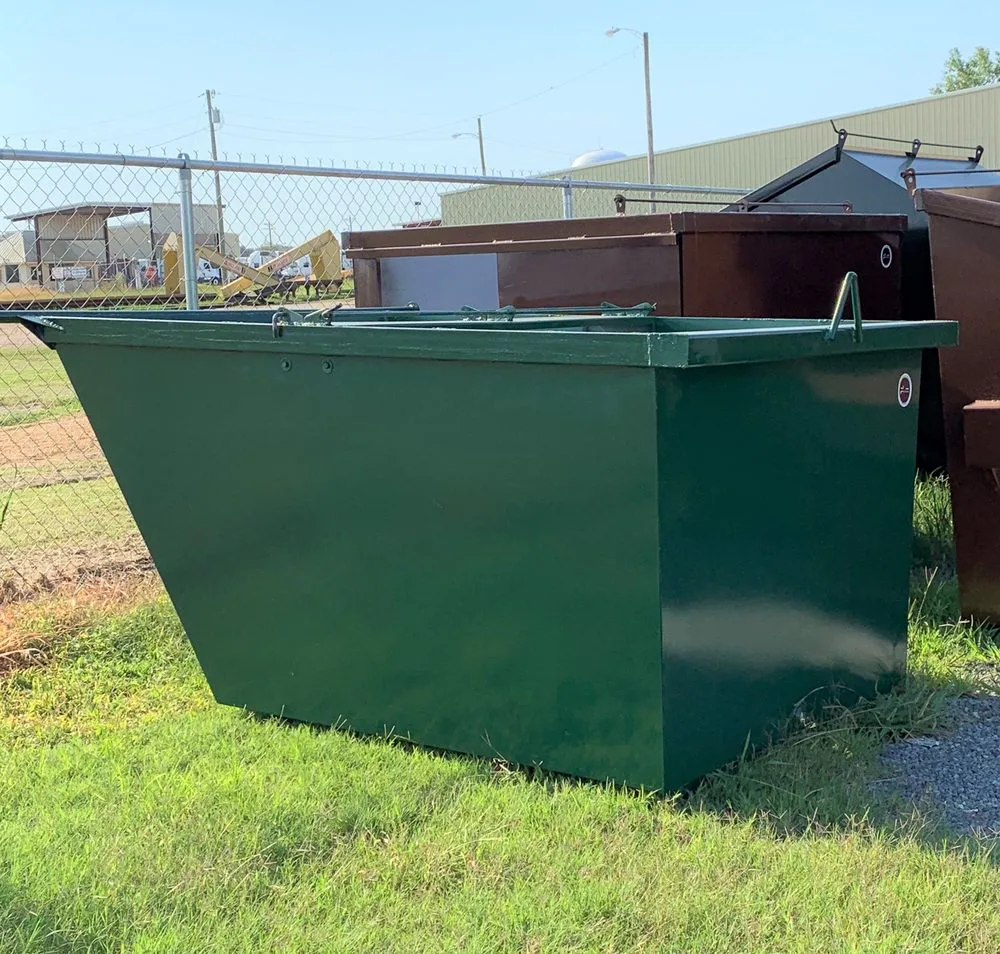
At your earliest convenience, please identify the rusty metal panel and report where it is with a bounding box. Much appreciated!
[918,188,1000,623]
[349,213,907,321]
[964,402,1000,469]
[679,230,902,320]
[352,258,381,308]
[497,246,681,314]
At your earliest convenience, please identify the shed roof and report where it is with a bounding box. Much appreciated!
[7,203,151,222]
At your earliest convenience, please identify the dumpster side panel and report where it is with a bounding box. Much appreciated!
[496,247,682,315]
[58,345,667,789]
[925,210,1000,622]
[655,350,921,788]
[679,231,903,321]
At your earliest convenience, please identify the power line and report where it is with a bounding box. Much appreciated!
[15,98,203,136]
[146,127,208,150]
[216,51,635,147]
[478,49,633,118]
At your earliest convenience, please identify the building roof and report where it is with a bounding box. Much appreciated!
[7,203,151,222]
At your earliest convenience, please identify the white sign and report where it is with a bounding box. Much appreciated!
[51,266,90,280]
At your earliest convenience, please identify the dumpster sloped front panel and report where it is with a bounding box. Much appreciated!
[918,188,1000,623]
[54,338,668,789]
[24,311,956,790]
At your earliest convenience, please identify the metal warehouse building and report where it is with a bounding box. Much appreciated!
[441,84,1000,225]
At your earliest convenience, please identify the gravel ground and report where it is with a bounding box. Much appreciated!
[878,685,1000,839]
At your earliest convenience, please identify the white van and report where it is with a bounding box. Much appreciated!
[279,256,312,279]
[240,249,282,271]
[196,259,221,284]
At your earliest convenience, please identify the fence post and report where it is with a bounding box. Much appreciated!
[561,176,574,219]
[177,155,199,311]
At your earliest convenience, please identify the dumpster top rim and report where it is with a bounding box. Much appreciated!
[915,188,1000,228]
[344,211,909,259]
[18,313,957,369]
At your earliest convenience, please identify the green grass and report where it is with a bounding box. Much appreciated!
[0,476,135,555]
[0,347,81,427]
[912,473,955,574]
[0,480,998,952]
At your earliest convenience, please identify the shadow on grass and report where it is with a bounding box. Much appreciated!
[243,559,1000,859]
[684,569,999,857]
[0,878,111,954]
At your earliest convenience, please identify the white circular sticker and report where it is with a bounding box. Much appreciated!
[897,373,913,408]
[880,244,893,269]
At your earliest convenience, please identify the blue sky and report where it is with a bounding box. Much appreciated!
[6,0,999,175]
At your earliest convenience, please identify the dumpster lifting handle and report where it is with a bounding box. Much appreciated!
[824,271,862,344]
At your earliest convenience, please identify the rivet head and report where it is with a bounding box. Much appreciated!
[280,359,292,371]
[321,360,334,373]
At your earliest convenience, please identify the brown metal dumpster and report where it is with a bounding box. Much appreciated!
[917,188,1000,624]
[345,212,907,323]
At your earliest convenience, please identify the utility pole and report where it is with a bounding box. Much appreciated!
[205,89,226,257]
[451,120,487,176]
[476,116,487,176]
[606,27,656,212]
[642,32,656,212]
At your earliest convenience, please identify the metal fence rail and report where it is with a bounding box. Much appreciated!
[0,148,747,597]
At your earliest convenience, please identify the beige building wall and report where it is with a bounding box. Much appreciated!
[0,231,29,266]
[108,223,240,260]
[149,203,221,238]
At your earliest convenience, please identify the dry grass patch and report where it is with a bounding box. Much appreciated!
[0,573,163,673]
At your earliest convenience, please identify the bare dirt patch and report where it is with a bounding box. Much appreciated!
[0,411,104,471]
[0,535,154,606]
[0,324,41,350]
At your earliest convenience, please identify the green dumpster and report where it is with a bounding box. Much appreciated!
[16,303,956,791]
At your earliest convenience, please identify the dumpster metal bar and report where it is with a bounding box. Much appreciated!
[18,311,956,368]
[829,121,984,163]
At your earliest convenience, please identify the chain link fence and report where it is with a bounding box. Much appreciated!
[0,147,745,599]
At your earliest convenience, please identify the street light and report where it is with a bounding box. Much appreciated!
[606,27,656,211]
[451,117,487,176]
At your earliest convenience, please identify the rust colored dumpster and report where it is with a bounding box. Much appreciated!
[730,142,1000,474]
[345,212,907,323]
[918,188,1000,623]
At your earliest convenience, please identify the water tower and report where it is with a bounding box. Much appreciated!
[570,149,628,169]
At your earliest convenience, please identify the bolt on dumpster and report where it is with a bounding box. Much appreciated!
[13,303,956,791]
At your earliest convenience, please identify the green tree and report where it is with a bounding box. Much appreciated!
[931,47,1000,94]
